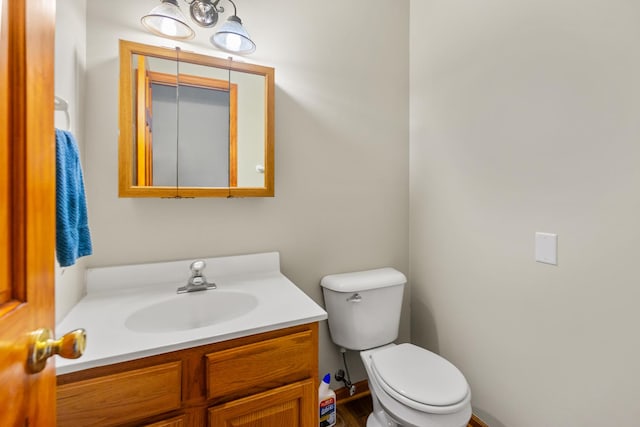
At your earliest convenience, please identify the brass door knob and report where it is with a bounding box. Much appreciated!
[27,328,86,374]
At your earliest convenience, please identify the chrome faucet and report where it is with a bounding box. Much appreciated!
[177,260,217,294]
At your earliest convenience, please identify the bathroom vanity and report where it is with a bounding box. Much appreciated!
[57,323,318,426]
[55,253,327,427]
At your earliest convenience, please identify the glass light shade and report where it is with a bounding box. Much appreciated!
[211,16,256,54]
[141,0,195,40]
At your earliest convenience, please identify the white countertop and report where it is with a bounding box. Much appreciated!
[56,252,327,375]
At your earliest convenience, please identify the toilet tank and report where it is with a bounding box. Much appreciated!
[320,268,406,351]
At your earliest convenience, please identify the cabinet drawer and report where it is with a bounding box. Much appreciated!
[57,361,182,427]
[206,330,314,401]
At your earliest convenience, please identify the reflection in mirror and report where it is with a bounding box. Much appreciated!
[119,40,274,198]
[136,55,237,187]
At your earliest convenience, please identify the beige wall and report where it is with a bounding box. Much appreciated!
[54,0,87,323]
[55,0,409,385]
[410,1,640,425]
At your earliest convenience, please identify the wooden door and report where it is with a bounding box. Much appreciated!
[208,380,316,427]
[0,0,57,425]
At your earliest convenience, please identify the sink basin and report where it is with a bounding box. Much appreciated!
[125,291,259,333]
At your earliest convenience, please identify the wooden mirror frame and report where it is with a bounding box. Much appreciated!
[118,39,275,198]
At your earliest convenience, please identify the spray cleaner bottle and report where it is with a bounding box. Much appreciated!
[319,373,336,427]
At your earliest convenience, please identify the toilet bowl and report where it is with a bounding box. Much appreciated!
[362,344,471,427]
[320,268,472,427]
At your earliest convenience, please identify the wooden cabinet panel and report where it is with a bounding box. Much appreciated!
[57,361,182,427]
[205,330,314,402]
[144,415,186,427]
[208,379,315,427]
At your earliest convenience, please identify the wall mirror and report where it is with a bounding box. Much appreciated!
[118,39,274,197]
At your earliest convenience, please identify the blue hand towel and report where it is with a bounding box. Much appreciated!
[55,129,92,267]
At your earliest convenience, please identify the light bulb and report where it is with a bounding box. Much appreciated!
[160,19,180,37]
[225,34,242,52]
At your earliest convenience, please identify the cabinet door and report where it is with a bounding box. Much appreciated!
[209,379,315,427]
[144,415,186,427]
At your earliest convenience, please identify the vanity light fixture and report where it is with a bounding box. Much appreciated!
[141,0,256,54]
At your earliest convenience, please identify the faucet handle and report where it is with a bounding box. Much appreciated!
[190,260,206,276]
[178,259,216,293]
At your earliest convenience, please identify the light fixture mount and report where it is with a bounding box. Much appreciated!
[188,0,224,28]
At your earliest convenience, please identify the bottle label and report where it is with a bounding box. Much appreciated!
[319,397,336,427]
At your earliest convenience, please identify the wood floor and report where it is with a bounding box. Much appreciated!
[336,394,372,427]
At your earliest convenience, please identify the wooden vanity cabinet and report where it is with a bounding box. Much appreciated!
[56,323,319,427]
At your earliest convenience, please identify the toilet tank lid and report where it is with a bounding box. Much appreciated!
[320,268,407,292]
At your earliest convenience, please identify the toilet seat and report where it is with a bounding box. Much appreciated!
[370,343,470,415]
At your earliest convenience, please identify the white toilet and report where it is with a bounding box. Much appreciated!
[320,268,472,427]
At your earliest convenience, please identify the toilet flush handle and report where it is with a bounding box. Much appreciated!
[346,293,362,303]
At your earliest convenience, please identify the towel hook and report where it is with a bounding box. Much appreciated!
[54,95,71,131]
